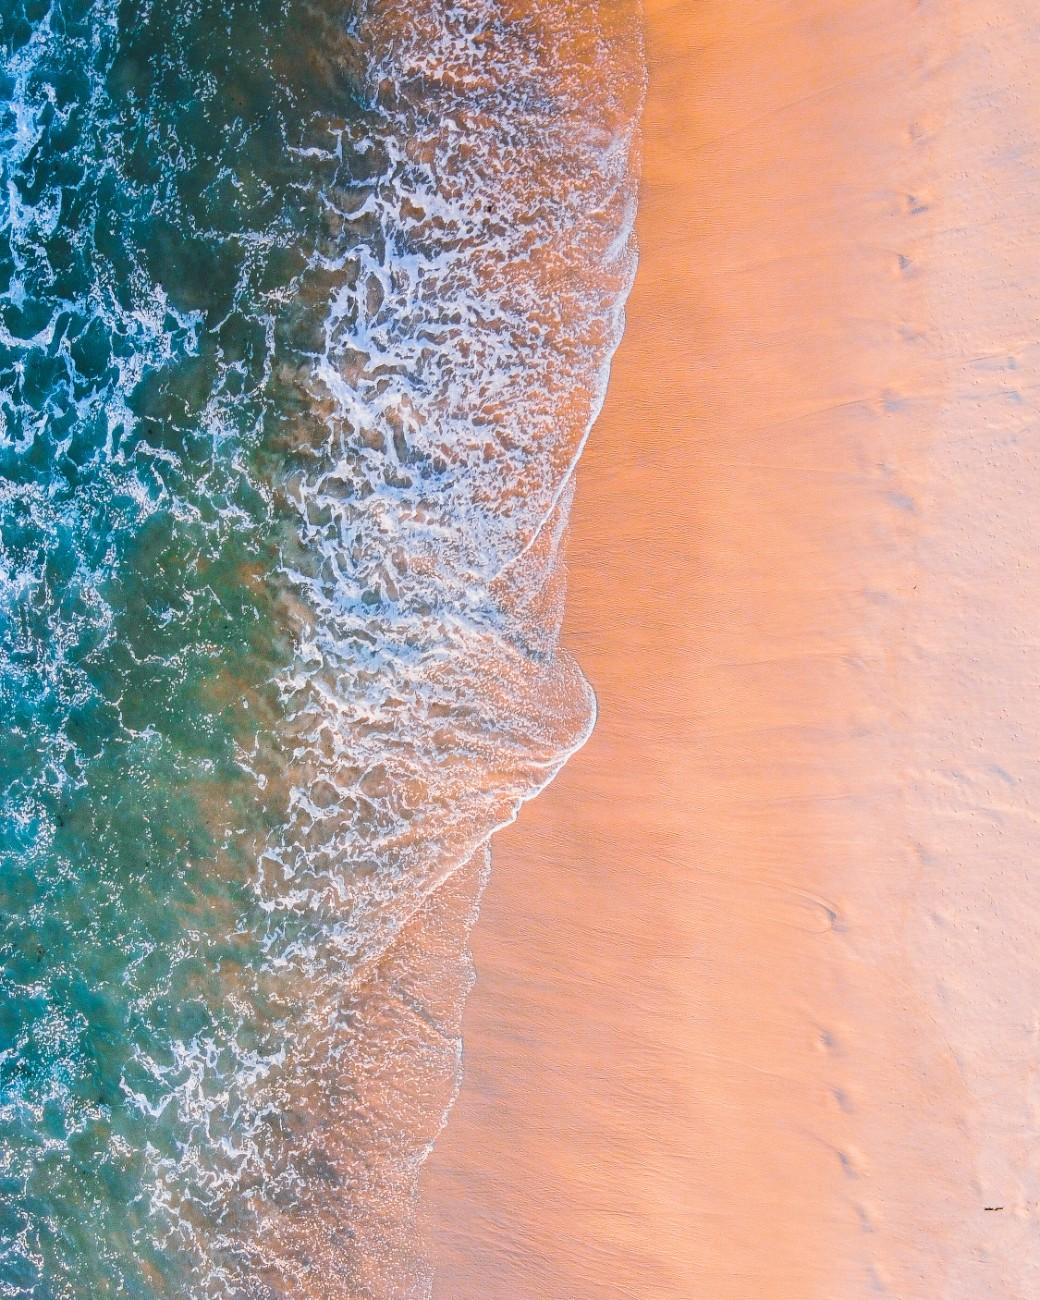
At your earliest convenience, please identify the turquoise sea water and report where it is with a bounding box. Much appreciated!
[0,0,642,1293]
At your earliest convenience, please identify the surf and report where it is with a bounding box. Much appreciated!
[0,0,643,1292]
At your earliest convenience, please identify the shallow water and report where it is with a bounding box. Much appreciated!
[0,0,643,1293]
[426,1,1040,1296]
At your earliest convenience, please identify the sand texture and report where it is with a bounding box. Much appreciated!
[420,1,1040,1295]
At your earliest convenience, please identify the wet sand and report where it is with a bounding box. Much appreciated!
[420,1,1040,1295]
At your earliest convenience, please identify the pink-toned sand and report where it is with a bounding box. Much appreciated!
[420,1,1040,1295]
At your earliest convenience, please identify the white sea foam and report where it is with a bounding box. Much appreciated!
[209,2,647,1292]
[0,0,644,1293]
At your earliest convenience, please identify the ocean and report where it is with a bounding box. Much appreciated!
[0,0,642,1293]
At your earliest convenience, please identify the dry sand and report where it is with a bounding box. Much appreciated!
[420,1,1040,1295]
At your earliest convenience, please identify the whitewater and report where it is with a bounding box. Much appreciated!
[0,0,643,1293]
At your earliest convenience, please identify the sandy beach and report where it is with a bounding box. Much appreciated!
[421,1,1040,1296]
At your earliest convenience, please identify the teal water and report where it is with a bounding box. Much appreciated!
[0,0,642,1293]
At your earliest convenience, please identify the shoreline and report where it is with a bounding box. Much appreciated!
[420,1,1040,1296]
